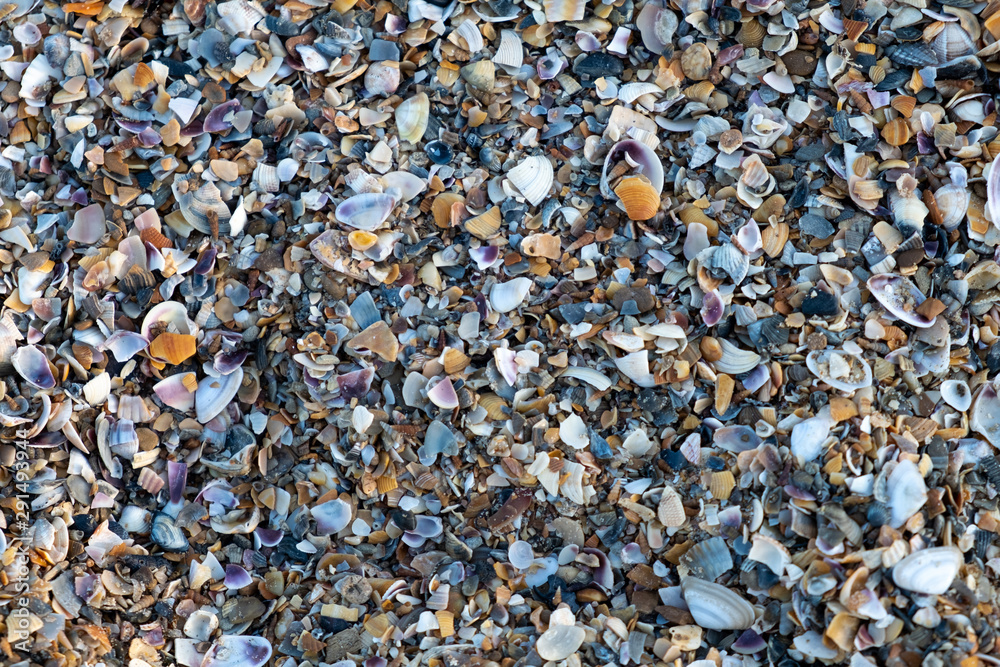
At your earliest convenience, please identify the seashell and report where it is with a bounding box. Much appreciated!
[709,470,735,500]
[790,405,835,462]
[887,41,938,67]
[201,636,272,667]
[396,93,429,144]
[508,540,534,569]
[12,344,55,389]
[109,419,139,460]
[971,382,1000,448]
[493,30,523,69]
[465,207,502,240]
[701,289,724,326]
[713,425,762,453]
[713,339,761,375]
[559,414,589,449]
[933,23,974,62]
[460,60,495,91]
[601,140,664,199]
[427,377,459,410]
[336,193,397,231]
[636,4,677,53]
[153,373,198,411]
[887,459,927,529]
[614,175,660,221]
[151,512,189,552]
[68,204,106,244]
[536,624,586,661]
[681,536,732,581]
[805,350,872,392]
[762,221,788,257]
[347,322,399,362]
[312,497,352,534]
[618,82,663,105]
[149,333,196,365]
[453,20,484,52]
[709,242,750,284]
[748,534,791,575]
[737,19,766,48]
[174,179,232,235]
[941,379,971,412]
[881,118,910,147]
[544,0,586,23]
[490,278,532,313]
[735,219,762,254]
[141,301,198,339]
[195,368,244,424]
[933,164,969,231]
[657,485,685,527]
[867,273,936,328]
[680,577,755,630]
[506,155,553,207]
[891,547,962,595]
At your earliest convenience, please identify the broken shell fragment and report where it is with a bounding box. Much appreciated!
[680,577,755,630]
[867,274,937,328]
[892,547,963,595]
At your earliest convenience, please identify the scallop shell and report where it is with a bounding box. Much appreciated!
[544,0,586,23]
[891,547,962,595]
[681,536,732,581]
[933,23,974,62]
[493,30,523,69]
[805,350,872,392]
[680,577,755,631]
[490,277,532,313]
[867,273,936,328]
[614,176,660,221]
[507,156,553,207]
[713,339,761,375]
[396,93,429,144]
[941,379,971,412]
[657,485,685,527]
[971,382,1000,448]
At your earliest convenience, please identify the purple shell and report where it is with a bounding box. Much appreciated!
[575,31,601,52]
[224,564,253,590]
[71,187,89,206]
[537,54,566,80]
[167,461,187,508]
[114,116,151,133]
[701,289,724,326]
[742,364,770,393]
[470,245,499,270]
[255,527,284,547]
[337,367,375,400]
[181,120,206,137]
[732,629,766,654]
[204,100,244,133]
[582,547,613,591]
[214,349,249,375]
[76,574,99,600]
[194,246,218,275]
[138,128,162,146]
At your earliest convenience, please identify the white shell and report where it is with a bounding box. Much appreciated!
[713,339,761,375]
[971,381,1000,448]
[867,273,936,328]
[558,414,589,449]
[680,577,755,630]
[618,82,663,104]
[195,368,244,424]
[543,0,586,22]
[891,547,962,595]
[790,405,835,462]
[493,30,523,68]
[489,277,532,313]
[940,379,972,412]
[934,184,969,231]
[535,624,585,661]
[506,156,553,207]
[747,534,791,576]
[887,459,927,529]
[805,349,872,392]
[396,93,429,144]
[335,193,397,231]
[454,20,484,52]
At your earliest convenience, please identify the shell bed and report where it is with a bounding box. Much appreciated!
[4,0,1000,666]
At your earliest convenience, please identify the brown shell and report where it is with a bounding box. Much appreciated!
[139,226,173,249]
[890,95,916,118]
[119,265,156,294]
[464,206,501,239]
[843,19,869,41]
[881,118,911,146]
[149,332,196,365]
[658,485,686,527]
[614,176,660,221]
[762,221,789,258]
[709,471,735,501]
[737,19,766,48]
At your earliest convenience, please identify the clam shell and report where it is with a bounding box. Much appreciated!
[395,93,429,144]
[934,184,969,231]
[887,459,927,529]
[867,274,936,328]
[747,534,791,575]
[790,405,835,462]
[454,20,484,52]
[680,577,755,630]
[493,30,523,68]
[713,339,761,375]
[201,636,272,667]
[195,368,244,424]
[12,344,55,389]
[680,536,732,581]
[336,193,397,231]
[657,485,685,527]
[637,4,677,52]
[535,624,586,661]
[506,155,553,207]
[713,425,762,453]
[601,140,664,199]
[805,350,872,392]
[614,175,660,221]
[490,277,532,313]
[933,23,974,62]
[891,546,962,595]
[544,0,586,22]
[941,379,972,412]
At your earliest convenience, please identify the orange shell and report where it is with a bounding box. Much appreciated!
[614,176,660,221]
[149,333,196,365]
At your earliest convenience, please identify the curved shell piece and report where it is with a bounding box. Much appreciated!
[680,536,732,581]
[506,156,553,207]
[971,382,1000,448]
[713,425,762,453]
[887,459,927,529]
[141,301,198,340]
[601,140,664,199]
[195,368,244,424]
[544,0,586,23]
[174,180,232,235]
[891,547,963,595]
[614,176,660,221]
[636,3,678,53]
[657,485,685,527]
[490,277,532,313]
[941,379,972,412]
[680,577,755,630]
[201,635,273,667]
[336,193,397,231]
[713,339,761,375]
[493,30,523,69]
[535,624,586,661]
[867,274,936,328]
[805,350,872,392]
[396,93,429,144]
[12,344,55,389]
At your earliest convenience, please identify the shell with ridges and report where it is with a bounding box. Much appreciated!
[680,577,755,630]
[614,176,660,221]
[506,156,553,207]
[891,547,962,595]
[396,93,429,144]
